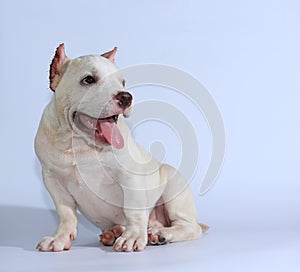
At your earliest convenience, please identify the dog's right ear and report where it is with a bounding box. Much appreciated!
[101,47,117,63]
[49,43,69,92]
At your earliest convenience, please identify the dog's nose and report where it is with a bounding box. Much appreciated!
[115,92,133,109]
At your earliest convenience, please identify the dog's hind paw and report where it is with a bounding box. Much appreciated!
[147,229,167,245]
[100,225,125,246]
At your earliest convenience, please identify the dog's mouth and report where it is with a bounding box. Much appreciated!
[72,111,124,149]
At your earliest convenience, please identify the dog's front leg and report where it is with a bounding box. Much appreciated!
[113,210,148,252]
[36,170,78,252]
[113,184,149,252]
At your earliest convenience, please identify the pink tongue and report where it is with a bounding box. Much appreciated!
[99,121,124,149]
[79,114,97,129]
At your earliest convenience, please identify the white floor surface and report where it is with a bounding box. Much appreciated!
[0,206,299,272]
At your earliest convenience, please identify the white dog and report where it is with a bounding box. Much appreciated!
[35,44,207,252]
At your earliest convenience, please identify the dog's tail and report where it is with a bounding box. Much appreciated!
[199,223,210,233]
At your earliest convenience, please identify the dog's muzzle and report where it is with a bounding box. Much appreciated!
[71,92,133,149]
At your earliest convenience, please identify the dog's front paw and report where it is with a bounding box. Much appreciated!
[36,233,76,252]
[113,228,147,252]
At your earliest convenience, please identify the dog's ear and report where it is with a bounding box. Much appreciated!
[101,47,117,63]
[49,43,69,92]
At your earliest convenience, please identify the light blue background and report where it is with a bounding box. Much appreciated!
[0,0,299,271]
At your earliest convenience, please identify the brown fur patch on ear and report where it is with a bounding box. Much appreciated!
[49,43,69,92]
[101,47,117,63]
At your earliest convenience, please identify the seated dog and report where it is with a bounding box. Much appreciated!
[35,44,206,252]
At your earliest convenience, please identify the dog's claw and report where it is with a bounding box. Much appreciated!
[158,237,166,244]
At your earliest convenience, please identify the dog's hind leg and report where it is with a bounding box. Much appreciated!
[148,164,206,245]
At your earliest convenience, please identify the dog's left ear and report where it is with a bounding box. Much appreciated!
[49,43,69,92]
[101,47,117,63]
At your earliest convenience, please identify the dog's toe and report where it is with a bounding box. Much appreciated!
[100,231,115,246]
[36,236,55,251]
[148,232,167,246]
[100,225,125,246]
[36,235,74,252]
[113,232,147,252]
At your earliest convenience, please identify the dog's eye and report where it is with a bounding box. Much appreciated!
[122,80,126,87]
[81,76,96,85]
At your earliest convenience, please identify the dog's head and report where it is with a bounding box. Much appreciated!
[49,44,133,149]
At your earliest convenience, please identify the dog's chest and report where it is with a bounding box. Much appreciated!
[67,163,126,229]
[37,129,126,228]
[41,148,126,230]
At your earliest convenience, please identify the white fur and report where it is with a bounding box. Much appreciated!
[35,50,202,252]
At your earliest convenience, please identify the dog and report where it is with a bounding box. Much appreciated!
[35,44,207,252]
